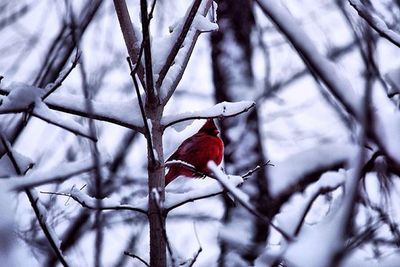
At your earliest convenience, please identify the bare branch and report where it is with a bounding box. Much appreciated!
[349,0,400,48]
[41,189,148,215]
[41,51,80,100]
[124,251,150,267]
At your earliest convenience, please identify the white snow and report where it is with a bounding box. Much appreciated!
[192,13,218,32]
[45,92,144,130]
[33,100,95,140]
[165,172,243,211]
[349,0,400,47]
[0,83,43,113]
[162,101,255,129]
[2,157,109,191]
[0,149,33,177]
[269,142,356,196]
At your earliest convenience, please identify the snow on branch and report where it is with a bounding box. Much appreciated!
[162,101,255,130]
[0,84,145,133]
[33,101,97,141]
[2,157,109,191]
[349,0,400,48]
[154,0,215,103]
[164,170,244,212]
[208,161,293,241]
[269,142,357,198]
[255,0,400,166]
[45,93,145,132]
[41,187,148,215]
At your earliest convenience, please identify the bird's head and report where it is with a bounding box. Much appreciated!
[199,118,220,136]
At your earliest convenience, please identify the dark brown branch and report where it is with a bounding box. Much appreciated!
[140,0,156,100]
[127,58,156,163]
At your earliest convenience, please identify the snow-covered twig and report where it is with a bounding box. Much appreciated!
[162,101,255,129]
[349,0,400,48]
[41,188,148,215]
[4,157,109,191]
[158,0,214,103]
[0,134,72,267]
[0,86,145,132]
[208,161,293,241]
[164,160,273,212]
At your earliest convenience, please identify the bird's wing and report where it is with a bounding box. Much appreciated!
[166,133,204,162]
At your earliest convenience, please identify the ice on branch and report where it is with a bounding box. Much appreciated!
[162,101,255,131]
[0,83,43,113]
[269,142,356,197]
[2,156,109,191]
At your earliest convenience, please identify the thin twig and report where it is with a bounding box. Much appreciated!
[41,50,80,100]
[127,58,156,163]
[40,191,148,215]
[124,251,150,267]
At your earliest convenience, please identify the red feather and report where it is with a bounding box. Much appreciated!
[165,119,224,186]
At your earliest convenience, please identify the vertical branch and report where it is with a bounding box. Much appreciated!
[140,0,157,102]
[113,1,166,266]
[113,0,145,85]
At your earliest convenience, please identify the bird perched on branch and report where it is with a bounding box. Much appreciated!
[165,118,224,186]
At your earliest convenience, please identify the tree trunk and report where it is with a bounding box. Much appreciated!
[147,106,166,267]
[211,0,274,265]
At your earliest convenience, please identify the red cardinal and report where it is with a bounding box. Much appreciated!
[165,119,224,186]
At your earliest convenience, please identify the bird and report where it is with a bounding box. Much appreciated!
[165,118,224,186]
